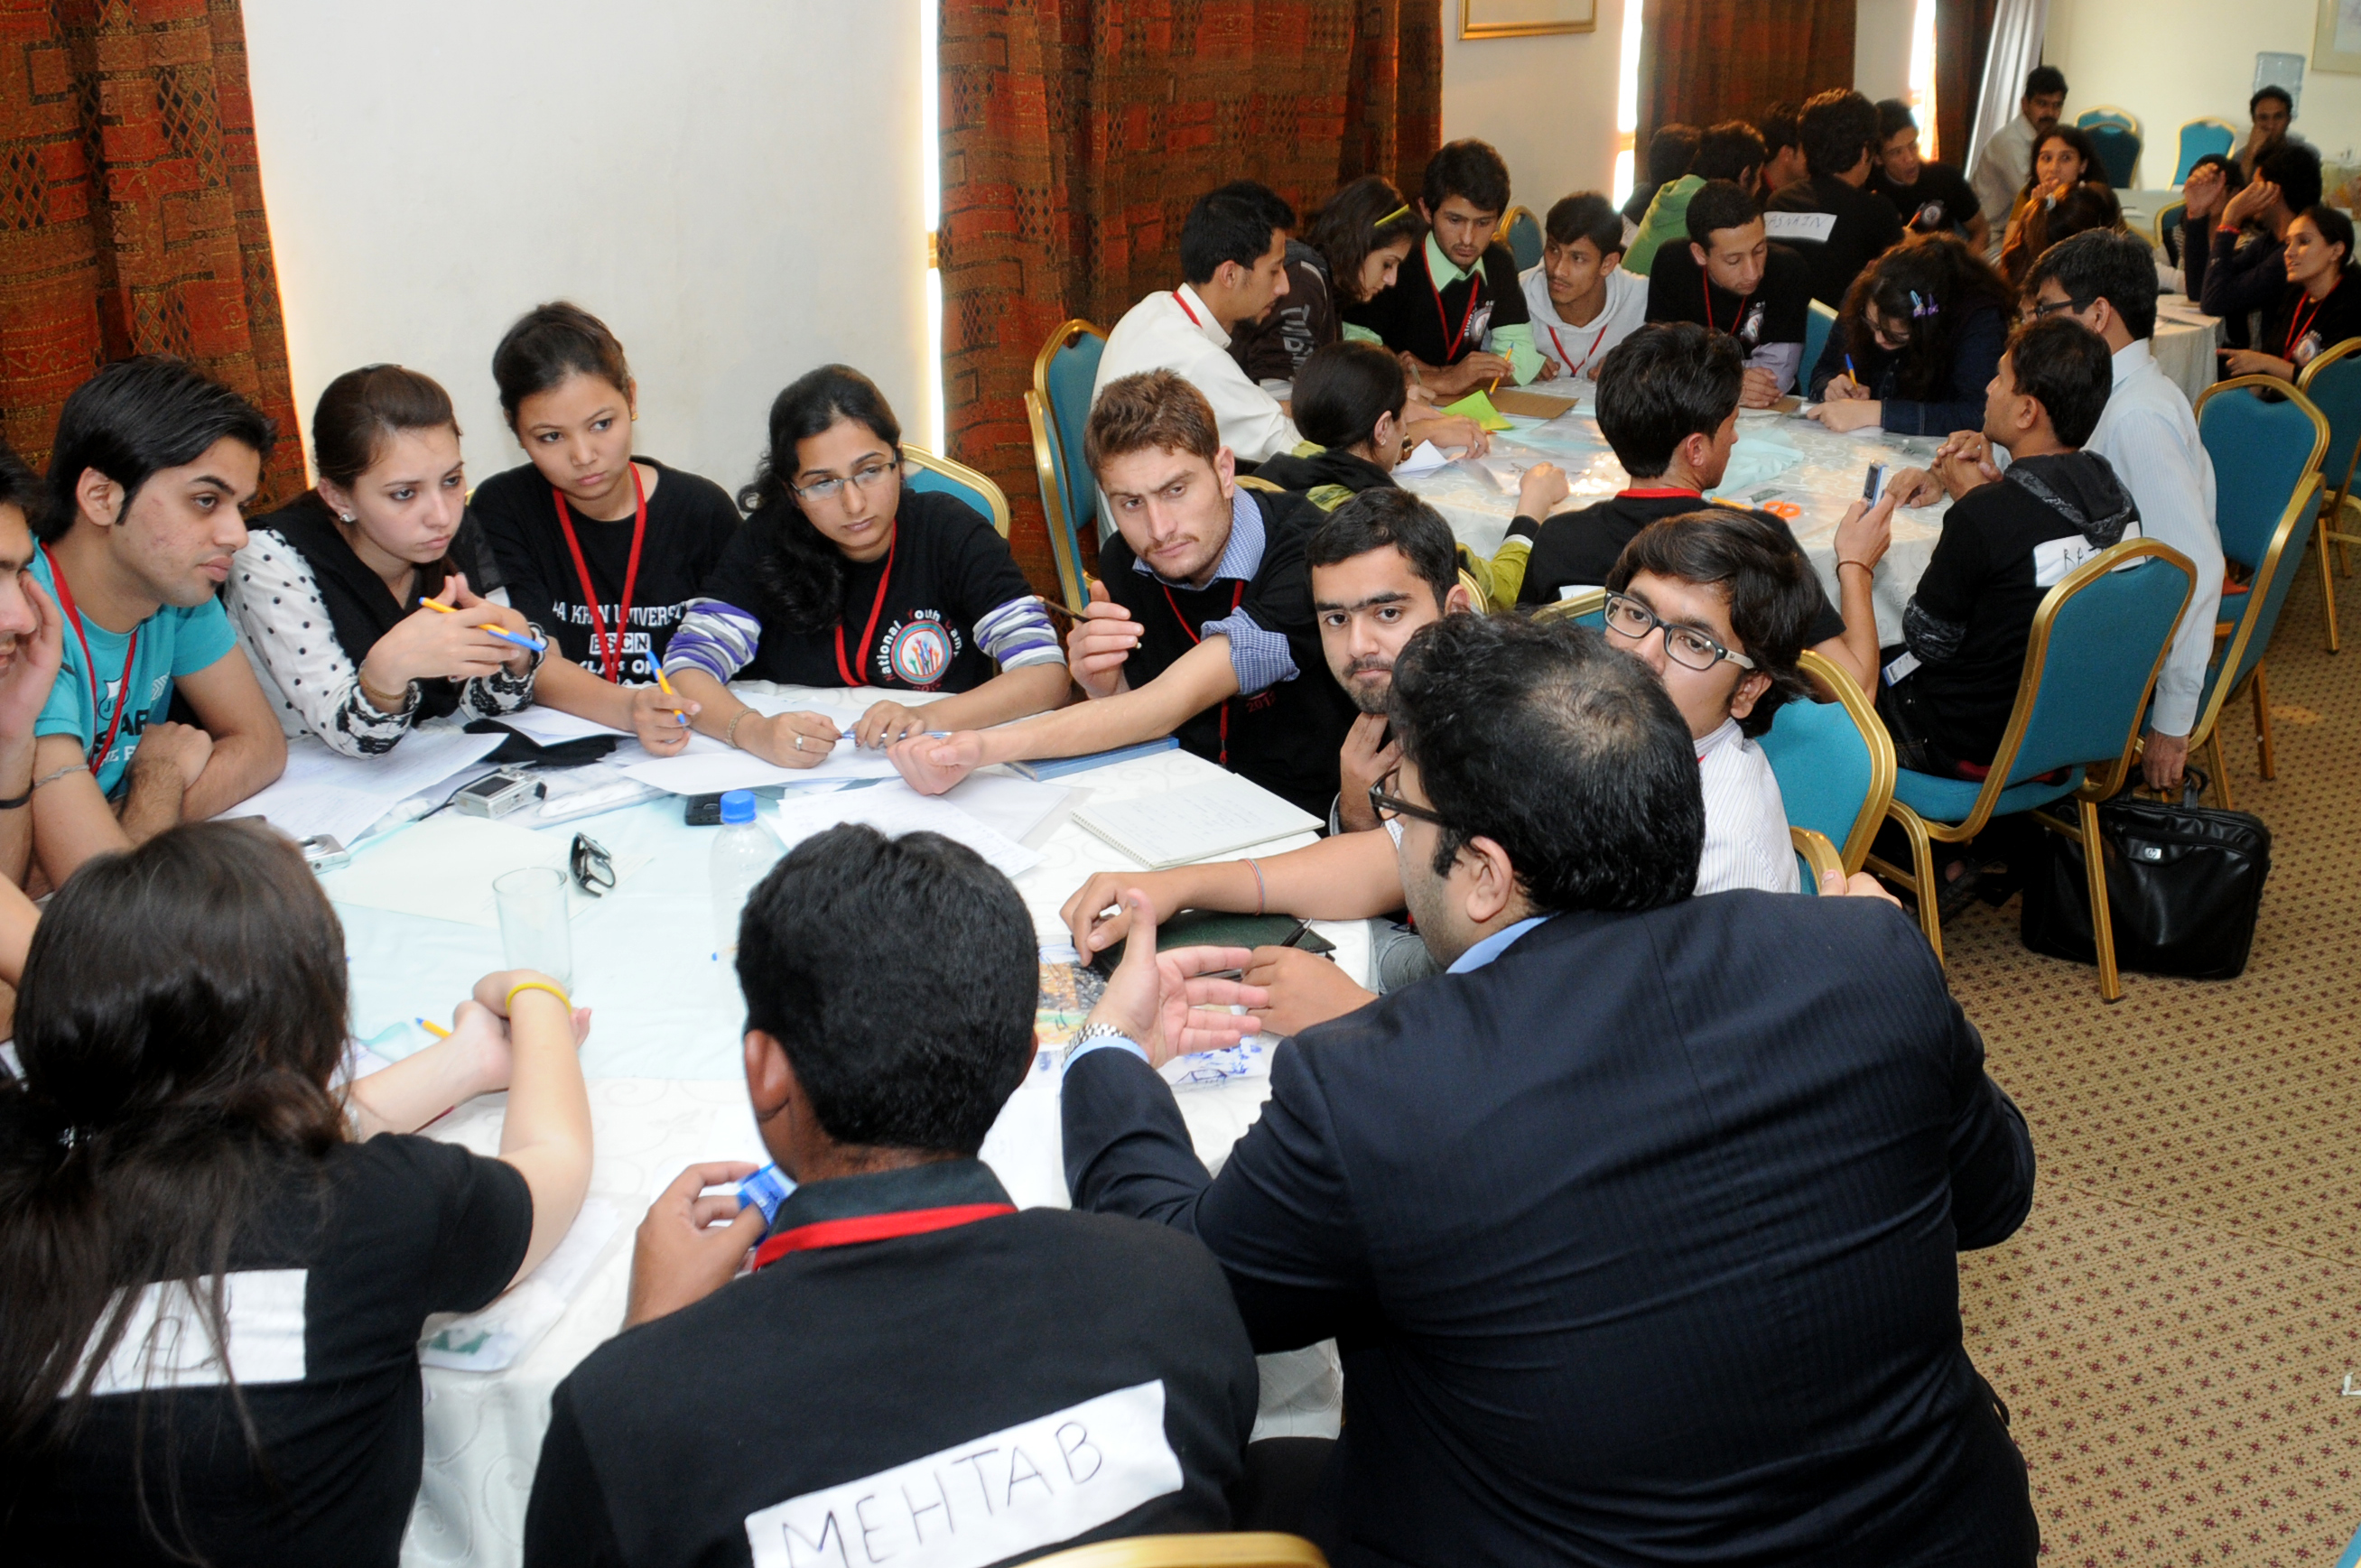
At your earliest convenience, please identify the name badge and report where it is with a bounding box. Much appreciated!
[1763,211,1839,245]
[2033,522,2146,588]
[743,1379,1183,1568]
[1466,302,1497,348]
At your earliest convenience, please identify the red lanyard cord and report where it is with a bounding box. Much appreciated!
[1159,579,1248,765]
[2286,286,2332,357]
[833,533,899,686]
[1702,274,1754,337]
[1172,289,1203,327]
[1428,246,1484,361]
[552,466,648,683]
[1547,319,1612,378]
[751,1202,1015,1270]
[41,545,138,775]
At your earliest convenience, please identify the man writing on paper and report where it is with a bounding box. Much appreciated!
[524,823,1260,1566]
[30,358,287,886]
[1643,181,1815,405]
[888,372,1356,819]
[1062,611,2040,1566]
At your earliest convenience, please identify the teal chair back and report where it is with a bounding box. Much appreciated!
[1039,322,1105,545]
[2003,544,2194,785]
[2202,477,2323,719]
[2296,339,2361,502]
[901,445,1010,537]
[2156,202,2186,261]
[2196,377,2329,569]
[1504,208,1544,272]
[1803,300,1837,381]
[2086,124,2141,188]
[1757,652,1894,873]
[2173,119,2236,183]
[2077,107,2135,132]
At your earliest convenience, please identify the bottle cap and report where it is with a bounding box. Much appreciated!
[720,789,757,825]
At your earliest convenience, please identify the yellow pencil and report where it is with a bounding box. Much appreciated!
[415,1016,452,1039]
[648,663,692,726]
[419,597,547,653]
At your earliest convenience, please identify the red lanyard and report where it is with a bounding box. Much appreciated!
[833,534,898,686]
[551,466,647,682]
[2286,287,2331,357]
[1547,319,1611,378]
[1172,289,1203,328]
[1160,580,1247,765]
[1428,246,1483,360]
[751,1202,1014,1270]
[1702,274,1753,337]
[1619,487,1705,500]
[42,545,139,776]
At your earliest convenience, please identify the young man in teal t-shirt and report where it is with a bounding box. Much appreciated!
[29,358,287,886]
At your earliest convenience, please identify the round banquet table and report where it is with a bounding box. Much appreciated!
[362,692,1356,1568]
[1396,403,1952,645]
[2150,307,2224,405]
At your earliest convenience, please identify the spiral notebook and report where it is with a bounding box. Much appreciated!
[1072,775,1322,869]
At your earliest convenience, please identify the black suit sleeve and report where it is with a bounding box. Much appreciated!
[1939,1004,2037,1249]
[1064,1044,1372,1354]
[523,1385,629,1568]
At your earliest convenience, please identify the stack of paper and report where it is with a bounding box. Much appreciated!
[226,729,506,848]
[1074,775,1320,868]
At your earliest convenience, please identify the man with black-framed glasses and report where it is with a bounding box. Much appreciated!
[1062,609,2039,1566]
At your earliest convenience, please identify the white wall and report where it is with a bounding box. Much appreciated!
[1854,0,1918,107]
[2045,0,2361,183]
[240,1,928,496]
[1440,11,1627,209]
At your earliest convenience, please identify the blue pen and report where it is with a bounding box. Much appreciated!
[839,728,953,740]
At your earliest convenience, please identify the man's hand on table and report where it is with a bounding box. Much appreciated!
[1515,461,1569,521]
[1408,351,1511,401]
[1081,892,1265,1069]
[1807,397,1882,433]
[1884,467,1948,508]
[627,1162,767,1327]
[1739,367,1783,409]
[851,699,934,748]
[1243,945,1376,1036]
[887,729,983,795]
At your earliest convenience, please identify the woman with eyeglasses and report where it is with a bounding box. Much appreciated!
[661,366,1070,764]
[1806,233,2012,435]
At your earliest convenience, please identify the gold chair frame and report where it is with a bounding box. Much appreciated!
[1792,826,1844,888]
[1864,539,2194,999]
[1529,587,1606,626]
[2180,468,2324,809]
[2194,376,2329,652]
[2151,198,2187,255]
[1792,647,1898,874]
[1026,1533,1330,1568]
[1495,204,1540,255]
[1027,318,1111,613]
[899,443,1011,538]
[2293,339,2361,650]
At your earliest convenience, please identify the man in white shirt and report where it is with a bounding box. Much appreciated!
[1898,230,2223,793]
[1970,65,2068,259]
[1093,181,1300,464]
[1522,192,1649,382]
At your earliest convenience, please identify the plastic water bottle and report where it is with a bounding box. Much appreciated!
[709,790,777,960]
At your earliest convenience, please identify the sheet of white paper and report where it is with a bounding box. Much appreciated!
[1073,775,1321,868]
[317,815,648,926]
[482,706,630,744]
[1392,440,1450,477]
[943,773,1074,845]
[767,780,1042,878]
[226,730,506,848]
[618,737,905,795]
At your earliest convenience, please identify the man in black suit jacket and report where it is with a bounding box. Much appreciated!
[1062,612,2040,1567]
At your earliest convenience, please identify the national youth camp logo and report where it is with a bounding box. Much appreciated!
[882,617,955,688]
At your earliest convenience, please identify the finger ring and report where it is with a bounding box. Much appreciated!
[795,735,804,751]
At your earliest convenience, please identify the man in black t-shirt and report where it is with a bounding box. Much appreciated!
[1765,89,1908,309]
[1341,139,1539,398]
[471,455,741,684]
[1645,181,1814,403]
[888,371,1358,818]
[1516,323,1885,697]
[1868,98,1989,253]
[525,825,1259,1568]
[1871,318,2140,774]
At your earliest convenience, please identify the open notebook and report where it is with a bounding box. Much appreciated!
[1073,775,1321,869]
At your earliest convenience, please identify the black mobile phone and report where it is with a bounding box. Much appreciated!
[683,792,724,827]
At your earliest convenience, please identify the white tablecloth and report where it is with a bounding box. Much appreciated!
[1399,406,1951,645]
[2152,310,2222,405]
[366,705,1357,1566]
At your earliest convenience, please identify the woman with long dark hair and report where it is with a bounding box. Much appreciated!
[1228,174,1424,384]
[1806,233,2013,435]
[0,822,590,1565]
[2222,204,2361,383]
[662,366,1071,761]
[1995,126,2105,286]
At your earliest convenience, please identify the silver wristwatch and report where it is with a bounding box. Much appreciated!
[1067,1022,1137,1053]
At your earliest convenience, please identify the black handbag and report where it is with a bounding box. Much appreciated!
[2019,770,2272,979]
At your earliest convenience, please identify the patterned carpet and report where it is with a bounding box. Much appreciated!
[1941,548,2361,1565]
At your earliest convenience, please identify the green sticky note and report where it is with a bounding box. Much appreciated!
[1441,388,1513,431]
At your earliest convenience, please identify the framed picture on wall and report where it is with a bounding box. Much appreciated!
[2318,0,2361,73]
[1460,0,1597,39]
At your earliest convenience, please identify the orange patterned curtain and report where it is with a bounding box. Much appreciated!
[939,0,1442,594]
[1638,0,1857,149]
[0,0,303,499]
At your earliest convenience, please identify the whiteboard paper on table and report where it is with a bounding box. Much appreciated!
[225,729,505,848]
[1073,775,1321,868]
[317,815,648,926]
[483,706,630,745]
[767,779,1042,878]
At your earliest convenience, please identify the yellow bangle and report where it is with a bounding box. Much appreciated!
[504,979,572,1013]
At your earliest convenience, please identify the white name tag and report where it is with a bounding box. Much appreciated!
[743,1379,1183,1568]
[74,1269,308,1397]
[1762,211,1839,245]
[1557,583,1606,600]
[2033,522,2144,587]
[1882,649,1921,685]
